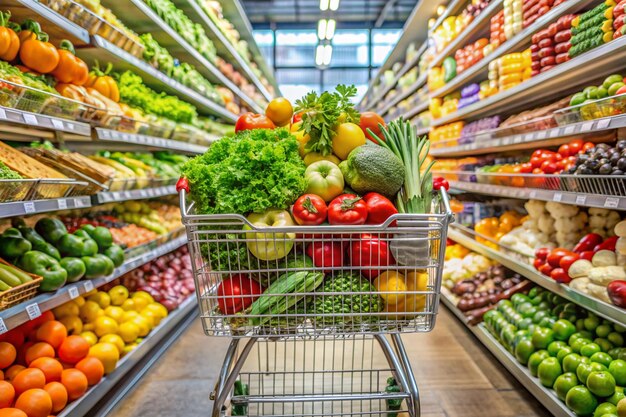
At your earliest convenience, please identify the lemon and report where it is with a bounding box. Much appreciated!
[118,322,140,344]
[59,315,83,335]
[84,288,98,297]
[133,291,154,303]
[89,292,111,309]
[104,306,125,323]
[120,299,136,311]
[74,295,86,307]
[80,331,98,346]
[131,316,151,337]
[108,285,129,306]
[122,311,140,323]
[99,334,125,354]
[140,310,158,327]
[53,302,79,318]
[89,342,120,374]
[83,323,95,332]
[122,343,138,356]
[79,301,102,323]
[144,303,168,321]
[94,316,119,337]
[131,296,150,311]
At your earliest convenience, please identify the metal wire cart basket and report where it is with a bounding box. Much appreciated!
[178,181,454,417]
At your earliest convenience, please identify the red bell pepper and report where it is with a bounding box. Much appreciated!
[350,234,395,279]
[292,194,328,226]
[595,236,619,252]
[363,192,398,225]
[306,241,344,273]
[217,274,263,315]
[328,194,368,225]
[573,233,603,253]
[608,280,626,308]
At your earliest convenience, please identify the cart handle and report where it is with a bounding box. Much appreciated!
[176,177,190,193]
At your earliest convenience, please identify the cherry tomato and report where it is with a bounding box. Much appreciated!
[292,112,303,124]
[535,247,550,260]
[360,112,386,142]
[235,113,275,132]
[559,254,580,273]
[538,263,554,276]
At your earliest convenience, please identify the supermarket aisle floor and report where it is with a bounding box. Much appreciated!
[111,308,548,417]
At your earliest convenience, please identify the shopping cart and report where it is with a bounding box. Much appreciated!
[177,178,454,417]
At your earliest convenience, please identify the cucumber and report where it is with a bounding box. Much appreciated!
[0,280,10,291]
[0,263,32,283]
[0,268,22,287]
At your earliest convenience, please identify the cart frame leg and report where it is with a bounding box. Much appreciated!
[212,338,257,417]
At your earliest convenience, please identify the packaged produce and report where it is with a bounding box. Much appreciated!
[454,38,488,74]
[490,10,506,48]
[569,1,615,57]
[503,0,523,39]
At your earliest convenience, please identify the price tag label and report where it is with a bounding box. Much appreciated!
[576,195,587,205]
[51,119,64,130]
[75,198,85,208]
[57,199,67,210]
[124,191,132,199]
[536,130,547,139]
[550,129,560,138]
[604,197,620,208]
[23,202,35,213]
[580,121,594,132]
[529,190,538,199]
[0,108,7,120]
[524,133,534,141]
[0,317,7,335]
[25,303,41,320]
[553,193,563,202]
[83,281,94,292]
[563,125,575,136]
[68,287,79,300]
[597,118,611,129]
[23,113,38,125]
[66,123,75,131]
[139,189,148,198]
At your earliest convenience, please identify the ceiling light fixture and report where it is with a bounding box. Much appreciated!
[329,0,340,11]
[319,0,329,11]
[325,19,336,40]
[317,19,327,40]
[315,44,325,66]
[323,44,333,66]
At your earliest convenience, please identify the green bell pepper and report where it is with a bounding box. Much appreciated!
[82,256,108,279]
[82,238,98,256]
[104,244,125,267]
[94,254,115,276]
[57,234,85,257]
[0,235,32,259]
[3,228,22,238]
[35,218,67,244]
[82,225,113,250]
[18,250,67,292]
[60,257,86,282]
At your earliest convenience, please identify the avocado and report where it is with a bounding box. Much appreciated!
[339,145,404,198]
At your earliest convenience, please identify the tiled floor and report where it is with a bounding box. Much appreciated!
[111,308,548,417]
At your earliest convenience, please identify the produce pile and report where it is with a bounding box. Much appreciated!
[0,285,174,416]
[181,87,446,329]
[484,287,626,417]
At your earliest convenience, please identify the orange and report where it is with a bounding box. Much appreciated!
[5,365,26,381]
[74,357,103,386]
[0,369,4,380]
[0,341,17,369]
[15,388,52,417]
[16,342,34,366]
[35,322,66,350]
[12,368,46,396]
[60,369,87,401]
[43,382,67,414]
[24,343,55,366]
[0,380,15,407]
[0,409,28,417]
[57,336,89,365]
[88,343,119,374]
[22,311,54,335]
[28,358,62,383]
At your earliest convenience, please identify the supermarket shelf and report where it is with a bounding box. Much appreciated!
[0,235,187,333]
[415,126,430,136]
[378,73,428,117]
[432,36,626,126]
[101,0,264,113]
[58,296,197,417]
[428,0,468,37]
[94,185,176,204]
[430,114,626,157]
[0,196,92,219]
[219,0,280,94]
[79,36,237,122]
[429,0,502,68]
[401,100,429,121]
[94,128,210,154]
[448,179,626,210]
[430,0,597,99]
[171,0,273,101]
[0,106,91,137]
[448,225,626,326]
[6,0,89,45]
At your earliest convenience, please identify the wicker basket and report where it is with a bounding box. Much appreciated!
[0,260,43,311]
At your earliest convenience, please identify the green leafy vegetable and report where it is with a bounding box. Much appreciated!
[0,161,21,180]
[294,84,360,156]
[181,128,307,215]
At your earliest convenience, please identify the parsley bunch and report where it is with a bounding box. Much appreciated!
[294,85,360,156]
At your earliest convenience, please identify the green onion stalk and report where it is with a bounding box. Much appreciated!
[369,119,435,214]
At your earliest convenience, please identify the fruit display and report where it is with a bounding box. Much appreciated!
[483,287,626,417]
[569,2,614,57]
[566,139,626,175]
[474,211,525,247]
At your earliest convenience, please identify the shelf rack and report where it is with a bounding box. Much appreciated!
[0,106,92,137]
[430,114,625,157]
[432,36,626,126]
[429,0,598,99]
[378,73,428,117]
[171,0,274,101]
[78,36,238,122]
[93,127,211,154]
[441,293,575,417]
[400,100,430,121]
[448,225,626,326]
[100,0,264,113]
[0,234,187,333]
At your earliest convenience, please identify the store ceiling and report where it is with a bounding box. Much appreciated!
[240,0,420,26]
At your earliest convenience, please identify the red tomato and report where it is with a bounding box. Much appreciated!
[554,153,563,161]
[540,160,558,174]
[328,194,368,225]
[533,258,545,269]
[530,156,543,169]
[535,247,550,260]
[305,241,344,273]
[360,112,386,142]
[292,194,328,225]
[217,275,263,314]
[569,139,583,154]
[579,251,595,261]
[532,149,544,158]
[520,162,533,173]
[538,263,554,276]
[362,193,398,225]
[550,268,571,284]
[558,144,571,157]
[559,254,580,272]
[235,113,276,132]
[582,142,595,152]
[547,248,575,268]
[292,112,303,124]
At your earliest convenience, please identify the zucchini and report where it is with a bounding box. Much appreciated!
[0,263,31,283]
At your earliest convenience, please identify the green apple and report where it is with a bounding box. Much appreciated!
[244,209,295,261]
